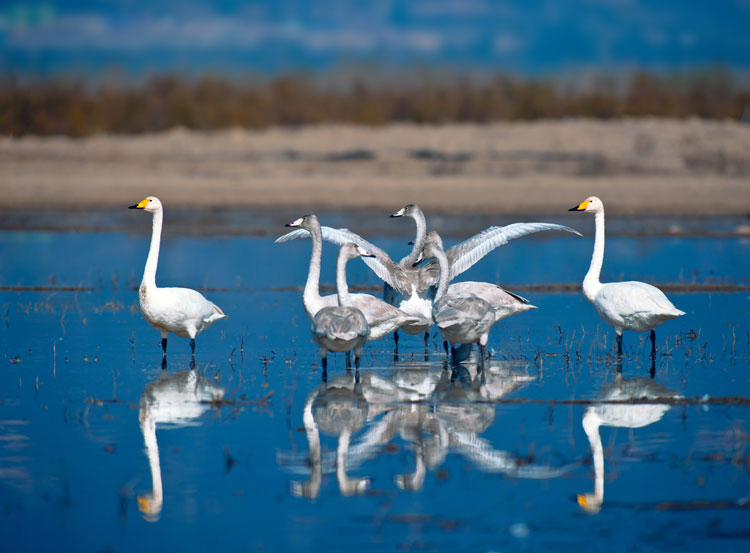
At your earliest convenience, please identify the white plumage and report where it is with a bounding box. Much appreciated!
[569,196,685,357]
[129,196,226,364]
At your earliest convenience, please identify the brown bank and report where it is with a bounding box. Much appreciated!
[1,119,749,215]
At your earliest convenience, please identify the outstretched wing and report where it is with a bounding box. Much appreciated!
[275,226,413,294]
[445,222,582,280]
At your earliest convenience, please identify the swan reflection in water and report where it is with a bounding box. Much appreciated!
[137,369,225,521]
[282,358,576,498]
[577,374,681,514]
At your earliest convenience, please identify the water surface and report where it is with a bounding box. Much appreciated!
[1,211,748,552]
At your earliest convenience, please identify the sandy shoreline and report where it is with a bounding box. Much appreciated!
[1,119,749,215]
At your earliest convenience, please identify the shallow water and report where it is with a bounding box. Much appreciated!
[1,211,749,552]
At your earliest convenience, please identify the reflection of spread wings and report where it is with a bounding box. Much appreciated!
[450,430,580,479]
[276,222,581,295]
[276,227,414,294]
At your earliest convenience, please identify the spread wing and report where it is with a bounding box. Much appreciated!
[445,222,582,280]
[275,226,413,294]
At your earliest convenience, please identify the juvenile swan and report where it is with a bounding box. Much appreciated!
[422,232,496,365]
[277,209,580,340]
[283,215,425,340]
[569,196,685,356]
[311,243,371,371]
[129,196,226,364]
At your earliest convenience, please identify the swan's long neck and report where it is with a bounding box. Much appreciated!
[582,409,604,506]
[432,246,450,302]
[336,252,353,307]
[401,210,427,267]
[336,428,365,496]
[302,223,325,317]
[298,394,322,498]
[583,210,605,300]
[142,209,163,290]
[140,414,163,513]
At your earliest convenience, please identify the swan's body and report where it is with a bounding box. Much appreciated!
[447,281,536,324]
[277,207,579,340]
[578,376,680,513]
[137,370,224,521]
[422,232,496,363]
[310,242,370,370]
[569,196,684,356]
[283,215,423,341]
[129,197,226,363]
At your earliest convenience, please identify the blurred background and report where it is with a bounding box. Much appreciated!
[2,0,749,134]
[1,1,749,213]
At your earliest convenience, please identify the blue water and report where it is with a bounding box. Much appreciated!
[1,213,749,552]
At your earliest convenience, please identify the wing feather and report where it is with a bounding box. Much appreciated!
[275,226,412,294]
[445,222,582,280]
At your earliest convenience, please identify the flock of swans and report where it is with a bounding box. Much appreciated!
[130,195,685,371]
[126,196,688,517]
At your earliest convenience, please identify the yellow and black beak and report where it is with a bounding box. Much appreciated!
[128,198,150,210]
[569,200,589,212]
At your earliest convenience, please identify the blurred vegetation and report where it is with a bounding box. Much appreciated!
[1,68,748,136]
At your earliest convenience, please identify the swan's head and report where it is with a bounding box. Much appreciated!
[285,214,319,230]
[128,196,162,213]
[137,493,163,522]
[391,204,420,218]
[576,492,603,514]
[569,196,603,214]
[340,242,375,261]
[413,231,444,266]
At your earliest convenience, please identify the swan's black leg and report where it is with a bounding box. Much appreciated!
[346,351,351,368]
[190,338,196,355]
[424,331,429,347]
[616,334,623,356]
[161,356,167,370]
[443,340,450,356]
[190,355,196,370]
[355,355,360,370]
[478,344,486,370]
[649,356,656,379]
[161,338,168,355]
[650,330,656,358]
[393,330,399,350]
[322,356,328,371]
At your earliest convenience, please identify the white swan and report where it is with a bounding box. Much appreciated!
[277,210,580,341]
[283,215,426,340]
[311,242,371,371]
[569,196,685,357]
[129,197,226,365]
[578,376,680,513]
[137,370,224,521]
[421,232,496,364]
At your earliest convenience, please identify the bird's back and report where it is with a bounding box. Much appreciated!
[312,306,369,342]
